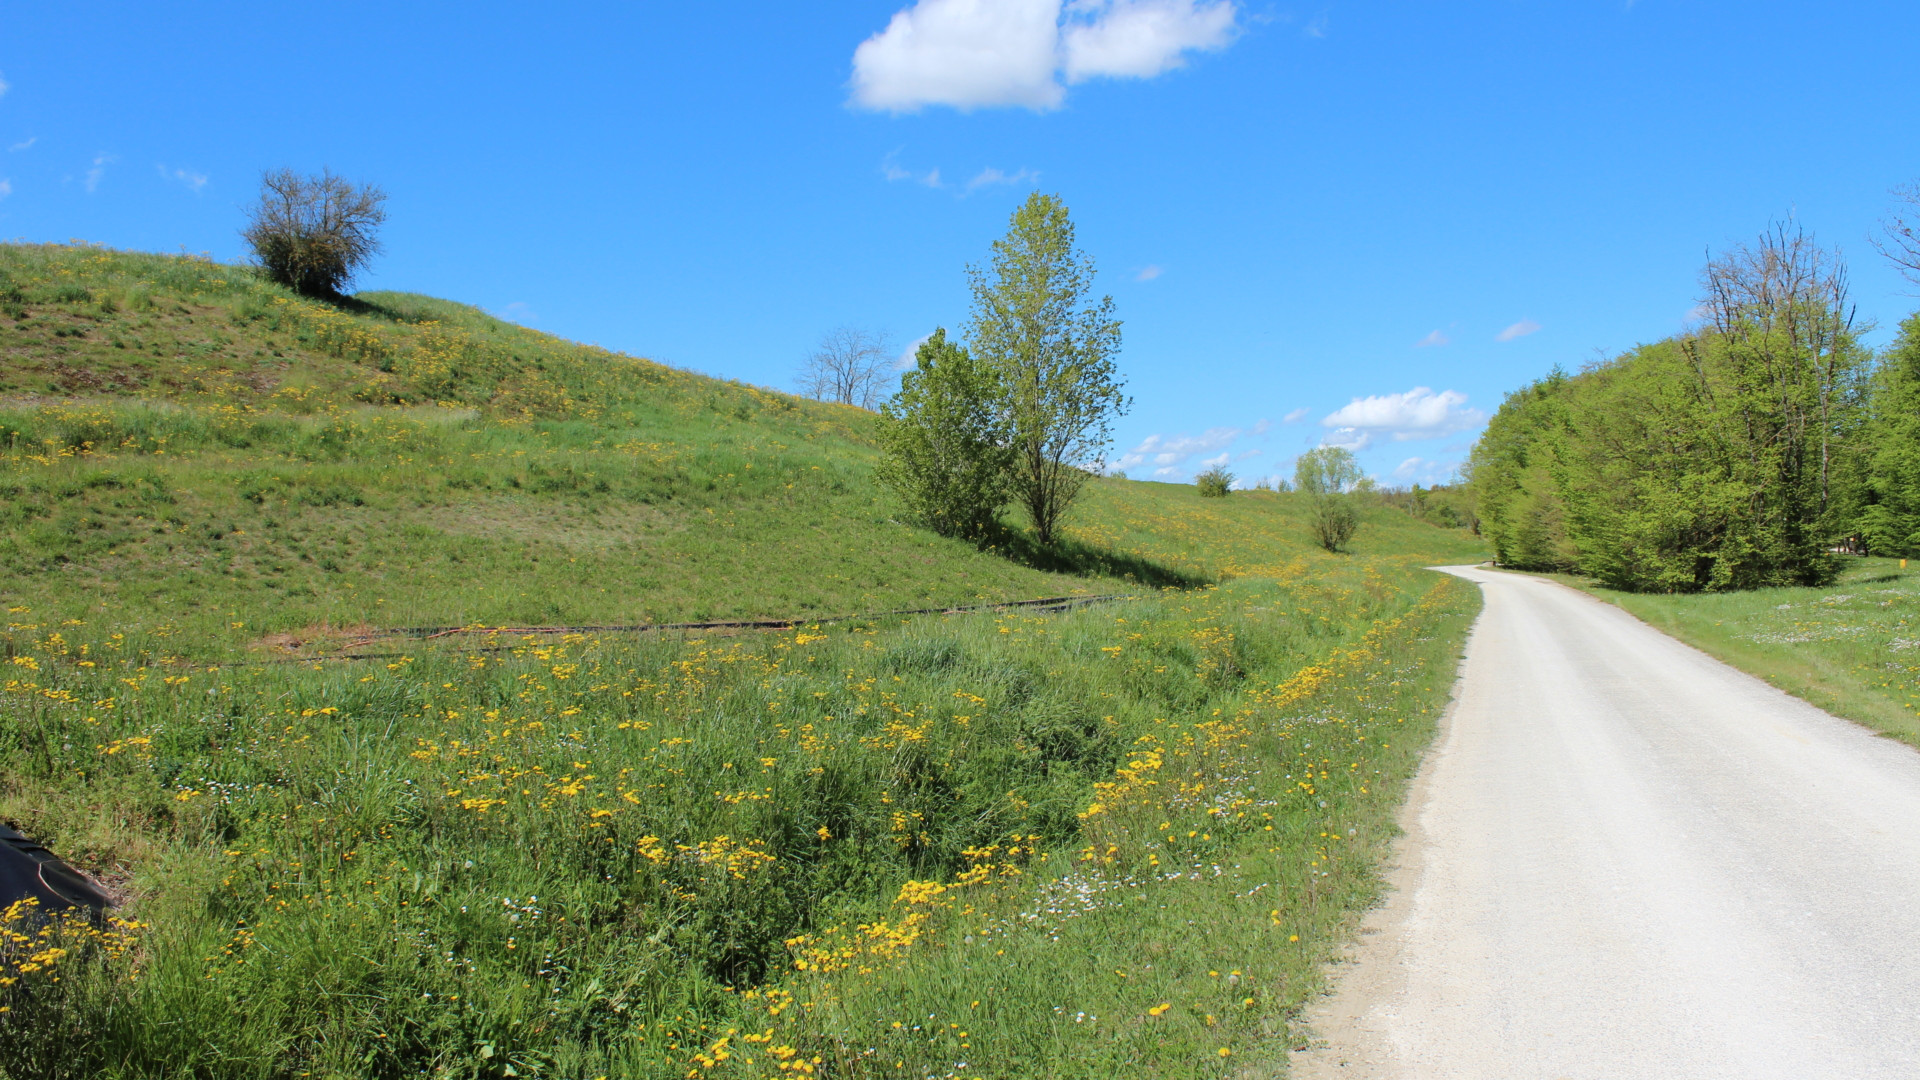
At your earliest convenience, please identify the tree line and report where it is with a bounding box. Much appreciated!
[1468,216,1920,591]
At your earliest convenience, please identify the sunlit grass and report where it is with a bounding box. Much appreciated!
[0,241,1489,1077]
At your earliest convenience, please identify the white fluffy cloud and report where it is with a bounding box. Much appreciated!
[1061,0,1238,83]
[1496,319,1541,342]
[1319,387,1485,451]
[850,0,1237,113]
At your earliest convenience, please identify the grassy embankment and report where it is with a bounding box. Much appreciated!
[1544,558,1920,749]
[0,243,1487,1078]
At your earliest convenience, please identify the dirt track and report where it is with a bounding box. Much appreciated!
[1291,566,1920,1079]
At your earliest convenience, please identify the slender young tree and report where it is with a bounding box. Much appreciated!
[965,193,1127,545]
[1295,446,1364,551]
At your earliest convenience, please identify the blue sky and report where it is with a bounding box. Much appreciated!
[4,1,1918,486]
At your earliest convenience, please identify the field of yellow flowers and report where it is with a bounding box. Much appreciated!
[1,562,1478,1078]
[0,242,1489,1078]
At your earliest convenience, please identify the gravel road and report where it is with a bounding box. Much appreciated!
[1291,566,1920,1079]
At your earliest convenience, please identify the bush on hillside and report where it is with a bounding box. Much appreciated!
[878,328,1013,540]
[1195,465,1233,497]
[242,168,387,298]
[1296,446,1363,552]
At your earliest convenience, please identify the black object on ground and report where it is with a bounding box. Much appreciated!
[0,825,112,920]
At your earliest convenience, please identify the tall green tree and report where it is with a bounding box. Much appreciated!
[1468,227,1870,591]
[1465,369,1578,570]
[876,329,1012,541]
[965,193,1127,546]
[1859,313,1920,556]
[1295,446,1363,552]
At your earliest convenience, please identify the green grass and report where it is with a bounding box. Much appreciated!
[1540,558,1920,749]
[0,242,1489,1078]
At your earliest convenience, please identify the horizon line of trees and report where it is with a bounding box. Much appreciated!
[1469,213,1920,592]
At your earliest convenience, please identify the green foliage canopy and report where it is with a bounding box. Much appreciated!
[1469,227,1875,590]
[877,328,1014,540]
[965,193,1127,546]
[1295,446,1362,551]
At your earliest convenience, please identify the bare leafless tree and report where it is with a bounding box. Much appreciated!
[1872,181,1920,288]
[797,326,896,408]
[242,168,387,298]
[1699,224,1863,513]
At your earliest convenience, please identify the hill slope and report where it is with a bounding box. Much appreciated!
[0,242,1481,652]
[0,243,1489,1078]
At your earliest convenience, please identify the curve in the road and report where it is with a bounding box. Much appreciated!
[1292,566,1920,1080]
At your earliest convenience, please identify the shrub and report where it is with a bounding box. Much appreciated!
[877,328,1012,541]
[1296,446,1364,552]
[1194,465,1233,497]
[241,169,387,298]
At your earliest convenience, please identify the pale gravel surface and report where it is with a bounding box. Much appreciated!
[1290,566,1920,1080]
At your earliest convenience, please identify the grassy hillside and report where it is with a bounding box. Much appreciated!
[0,241,1471,649]
[0,243,1488,1079]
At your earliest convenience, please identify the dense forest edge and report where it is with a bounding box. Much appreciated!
[1467,226,1920,593]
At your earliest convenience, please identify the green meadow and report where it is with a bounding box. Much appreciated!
[0,243,1487,1079]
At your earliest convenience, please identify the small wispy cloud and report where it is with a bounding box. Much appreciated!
[0,72,10,98]
[880,151,944,188]
[1303,14,1328,37]
[158,164,208,193]
[1392,456,1456,485]
[964,166,1039,193]
[1282,406,1311,424]
[1496,319,1541,342]
[1112,425,1241,473]
[8,137,32,153]
[84,153,115,193]
[1415,329,1450,347]
[0,179,11,201]
[490,301,538,325]
[1135,264,1162,282]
